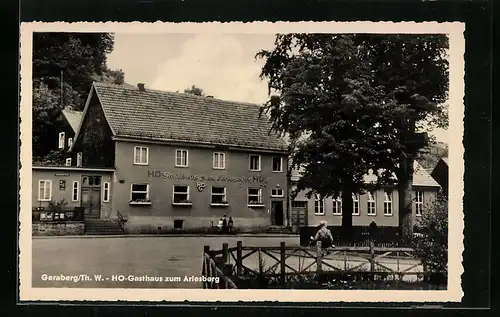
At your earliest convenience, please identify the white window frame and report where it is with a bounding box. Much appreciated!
[130,183,150,202]
[172,184,190,204]
[58,132,65,149]
[175,149,189,167]
[76,152,83,167]
[332,197,342,215]
[383,191,393,216]
[415,191,424,216]
[65,158,72,166]
[72,181,79,202]
[213,152,226,169]
[134,146,149,165]
[247,188,263,205]
[211,186,227,204]
[314,194,325,215]
[67,137,73,148]
[102,182,110,203]
[352,193,360,215]
[272,156,283,172]
[271,188,284,197]
[38,180,52,201]
[367,191,376,216]
[249,154,261,171]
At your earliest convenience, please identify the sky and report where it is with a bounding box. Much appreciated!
[107,33,448,144]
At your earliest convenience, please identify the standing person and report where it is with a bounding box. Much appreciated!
[222,215,228,234]
[217,217,224,233]
[369,220,378,242]
[311,220,334,254]
[228,217,234,234]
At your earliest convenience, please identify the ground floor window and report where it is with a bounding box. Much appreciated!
[332,197,342,215]
[352,193,360,215]
[314,194,325,215]
[247,188,262,205]
[384,191,393,216]
[367,191,376,215]
[211,186,227,204]
[173,185,190,203]
[130,183,149,202]
[103,182,110,202]
[415,191,424,216]
[38,180,52,201]
[271,188,284,197]
[72,181,79,202]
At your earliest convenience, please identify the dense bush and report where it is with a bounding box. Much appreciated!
[410,193,448,284]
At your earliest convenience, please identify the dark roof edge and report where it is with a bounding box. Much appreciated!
[113,136,288,154]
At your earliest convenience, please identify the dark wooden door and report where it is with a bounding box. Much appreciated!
[81,176,102,219]
[291,201,308,232]
[271,201,284,226]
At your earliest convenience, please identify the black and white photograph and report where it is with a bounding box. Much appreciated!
[19,22,464,302]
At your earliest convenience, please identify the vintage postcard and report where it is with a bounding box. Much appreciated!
[19,22,465,302]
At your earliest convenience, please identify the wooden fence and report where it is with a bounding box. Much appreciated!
[202,240,428,288]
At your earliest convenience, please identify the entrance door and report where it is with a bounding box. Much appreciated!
[81,176,102,219]
[291,201,308,232]
[271,201,284,226]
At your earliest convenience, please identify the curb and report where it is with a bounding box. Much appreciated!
[32,234,300,239]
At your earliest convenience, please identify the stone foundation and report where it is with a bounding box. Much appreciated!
[33,222,85,236]
[123,216,270,234]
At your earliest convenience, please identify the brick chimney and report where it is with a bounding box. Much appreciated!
[137,83,146,91]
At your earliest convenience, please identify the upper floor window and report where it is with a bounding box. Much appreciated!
[65,158,72,166]
[58,132,65,149]
[134,146,149,165]
[76,152,83,167]
[314,194,325,215]
[332,197,342,215]
[367,191,376,215]
[352,193,360,215]
[272,157,283,172]
[383,191,393,216]
[249,154,261,171]
[415,191,424,216]
[67,137,73,148]
[175,149,188,167]
[38,180,52,201]
[213,152,225,169]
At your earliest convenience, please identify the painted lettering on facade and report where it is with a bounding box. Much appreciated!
[147,170,266,183]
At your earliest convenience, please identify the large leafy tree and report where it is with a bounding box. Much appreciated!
[367,35,449,240]
[257,34,448,238]
[256,34,398,232]
[32,32,123,160]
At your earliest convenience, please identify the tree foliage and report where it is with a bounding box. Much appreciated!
[257,34,449,234]
[32,32,122,160]
[183,85,205,96]
[411,193,448,282]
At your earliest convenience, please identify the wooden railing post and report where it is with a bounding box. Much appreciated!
[236,240,243,276]
[258,248,263,275]
[203,245,210,289]
[316,241,323,274]
[280,241,286,285]
[369,241,375,280]
[222,243,229,264]
[423,261,429,282]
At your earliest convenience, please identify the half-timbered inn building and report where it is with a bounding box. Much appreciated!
[32,82,289,233]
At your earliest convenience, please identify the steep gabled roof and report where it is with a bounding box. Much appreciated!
[291,160,440,188]
[82,82,286,152]
[61,109,83,133]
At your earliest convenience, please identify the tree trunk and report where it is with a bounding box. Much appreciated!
[398,154,415,243]
[341,181,354,241]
